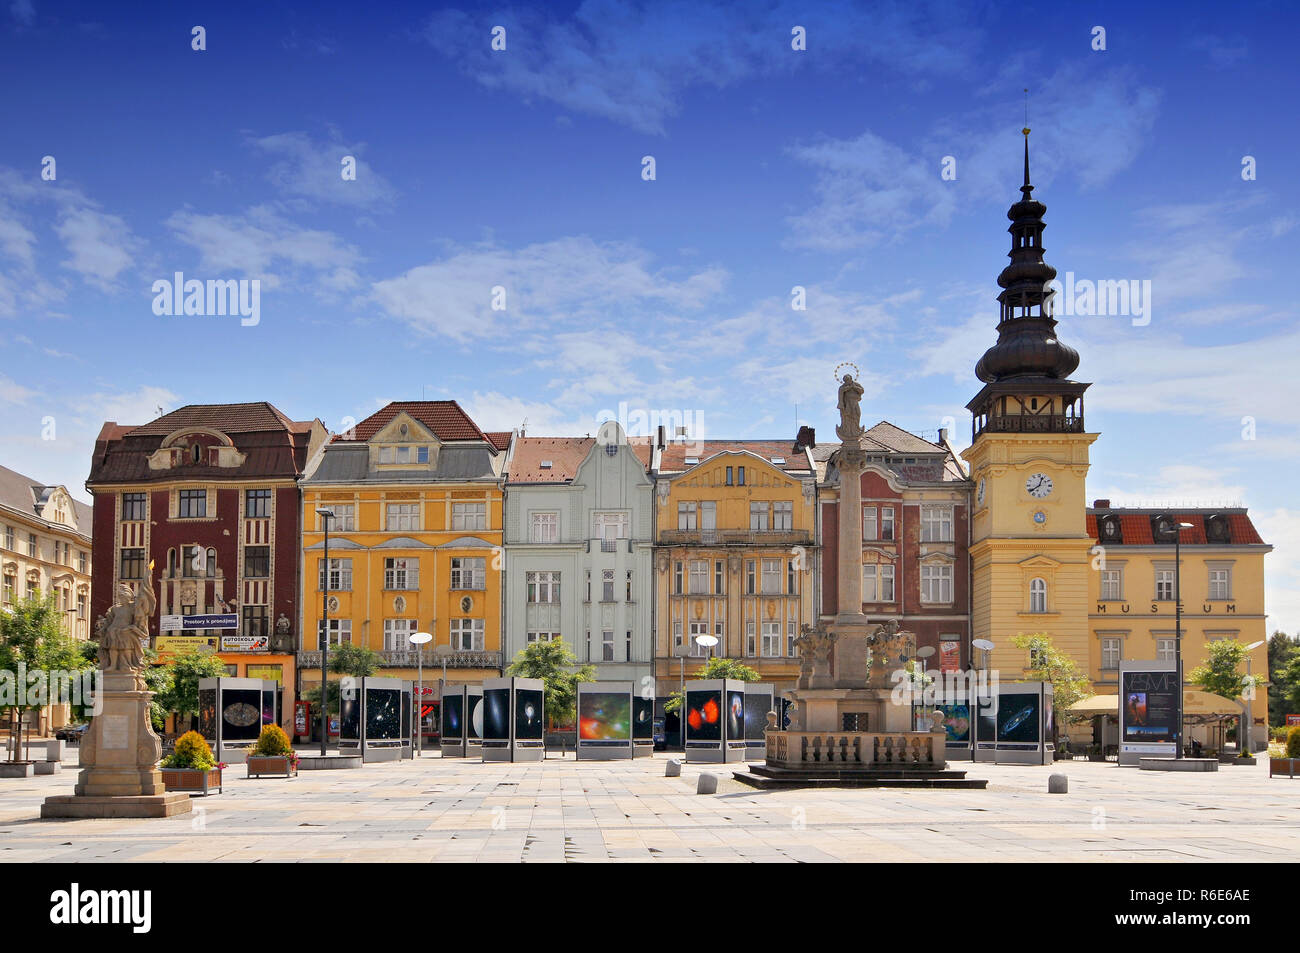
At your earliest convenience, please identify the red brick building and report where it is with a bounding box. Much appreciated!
[88,403,327,729]
[816,422,973,671]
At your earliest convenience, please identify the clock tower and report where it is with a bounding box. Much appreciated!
[962,130,1098,677]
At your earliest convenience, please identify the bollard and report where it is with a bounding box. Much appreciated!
[696,772,718,794]
[665,758,681,777]
[1048,773,1068,794]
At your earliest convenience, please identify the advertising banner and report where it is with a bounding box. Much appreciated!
[939,640,961,674]
[156,635,218,655]
[221,635,270,652]
[161,613,238,631]
[1121,670,1179,746]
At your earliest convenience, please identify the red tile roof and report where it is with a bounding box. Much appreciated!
[485,431,512,452]
[341,401,486,443]
[1086,510,1266,545]
[508,436,652,483]
[659,440,810,474]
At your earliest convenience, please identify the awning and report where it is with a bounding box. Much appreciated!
[1066,694,1118,715]
[1063,691,1242,719]
[1182,690,1244,719]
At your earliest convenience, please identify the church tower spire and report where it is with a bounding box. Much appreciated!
[967,128,1089,437]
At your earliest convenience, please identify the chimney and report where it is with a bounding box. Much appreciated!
[938,427,948,444]
[1093,499,1111,509]
[656,425,666,450]
[794,425,816,452]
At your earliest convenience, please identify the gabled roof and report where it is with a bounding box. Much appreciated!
[0,464,92,538]
[339,401,487,444]
[485,431,512,452]
[508,436,653,483]
[658,440,811,475]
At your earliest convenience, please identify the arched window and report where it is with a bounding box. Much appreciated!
[206,548,217,577]
[167,548,178,576]
[1029,577,1047,613]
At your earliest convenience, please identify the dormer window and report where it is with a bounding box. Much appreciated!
[685,456,699,465]
[770,456,785,465]
[191,444,202,464]
[540,460,553,469]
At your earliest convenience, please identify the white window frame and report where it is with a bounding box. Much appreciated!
[772,500,793,531]
[526,571,560,603]
[920,504,953,543]
[761,621,781,658]
[530,512,558,543]
[451,501,486,531]
[920,562,952,604]
[1101,637,1121,671]
[678,502,697,530]
[1100,568,1123,601]
[1029,577,1047,613]
[450,557,485,590]
[450,618,485,651]
[386,502,420,532]
[383,618,417,651]
[319,557,353,592]
[384,557,419,590]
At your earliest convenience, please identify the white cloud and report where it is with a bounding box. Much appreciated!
[55,206,138,288]
[787,65,1160,249]
[422,1,978,135]
[165,205,361,293]
[252,131,395,208]
[371,236,727,342]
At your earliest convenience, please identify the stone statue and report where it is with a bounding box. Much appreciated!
[835,373,865,441]
[793,622,837,689]
[94,578,155,684]
[276,612,291,635]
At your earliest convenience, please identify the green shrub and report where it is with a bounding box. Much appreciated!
[251,723,293,758]
[161,730,217,770]
[1287,726,1300,759]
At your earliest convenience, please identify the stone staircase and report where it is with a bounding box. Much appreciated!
[734,763,988,790]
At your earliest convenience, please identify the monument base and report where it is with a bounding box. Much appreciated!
[41,792,192,819]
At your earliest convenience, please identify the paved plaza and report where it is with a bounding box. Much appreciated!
[1,751,1296,863]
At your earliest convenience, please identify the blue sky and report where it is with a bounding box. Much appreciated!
[2,1,1297,630]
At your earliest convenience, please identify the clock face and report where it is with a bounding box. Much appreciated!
[1033,510,1047,524]
[1025,472,1053,498]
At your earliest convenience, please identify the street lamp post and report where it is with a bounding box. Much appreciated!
[1172,520,1194,760]
[315,507,335,757]
[1243,639,1265,758]
[410,632,433,757]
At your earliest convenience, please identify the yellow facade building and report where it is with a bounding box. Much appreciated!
[651,440,818,703]
[298,402,510,736]
[0,465,94,734]
[1086,504,1272,746]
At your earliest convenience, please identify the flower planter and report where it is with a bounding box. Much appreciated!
[160,767,223,795]
[246,756,298,779]
[1270,758,1300,778]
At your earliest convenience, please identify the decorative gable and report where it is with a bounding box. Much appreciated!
[367,412,442,470]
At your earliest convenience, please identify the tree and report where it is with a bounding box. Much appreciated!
[506,640,595,729]
[302,642,382,716]
[0,592,94,760]
[140,646,172,731]
[1010,633,1092,733]
[1267,631,1298,726]
[1189,639,1258,701]
[663,657,760,714]
[155,648,229,725]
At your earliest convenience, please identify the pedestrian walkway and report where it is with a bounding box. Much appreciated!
[1,752,1294,862]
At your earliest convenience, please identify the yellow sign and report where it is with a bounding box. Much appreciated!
[155,635,218,655]
[247,664,283,683]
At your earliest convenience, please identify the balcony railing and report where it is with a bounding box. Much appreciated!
[658,528,812,546]
[974,414,1084,438]
[298,649,503,670]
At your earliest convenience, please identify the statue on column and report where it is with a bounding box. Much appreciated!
[835,373,865,441]
[95,577,155,687]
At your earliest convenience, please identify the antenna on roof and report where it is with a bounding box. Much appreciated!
[156,406,164,417]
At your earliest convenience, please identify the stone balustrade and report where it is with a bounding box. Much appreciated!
[765,730,945,769]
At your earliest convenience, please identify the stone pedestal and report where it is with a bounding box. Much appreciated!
[41,672,191,819]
